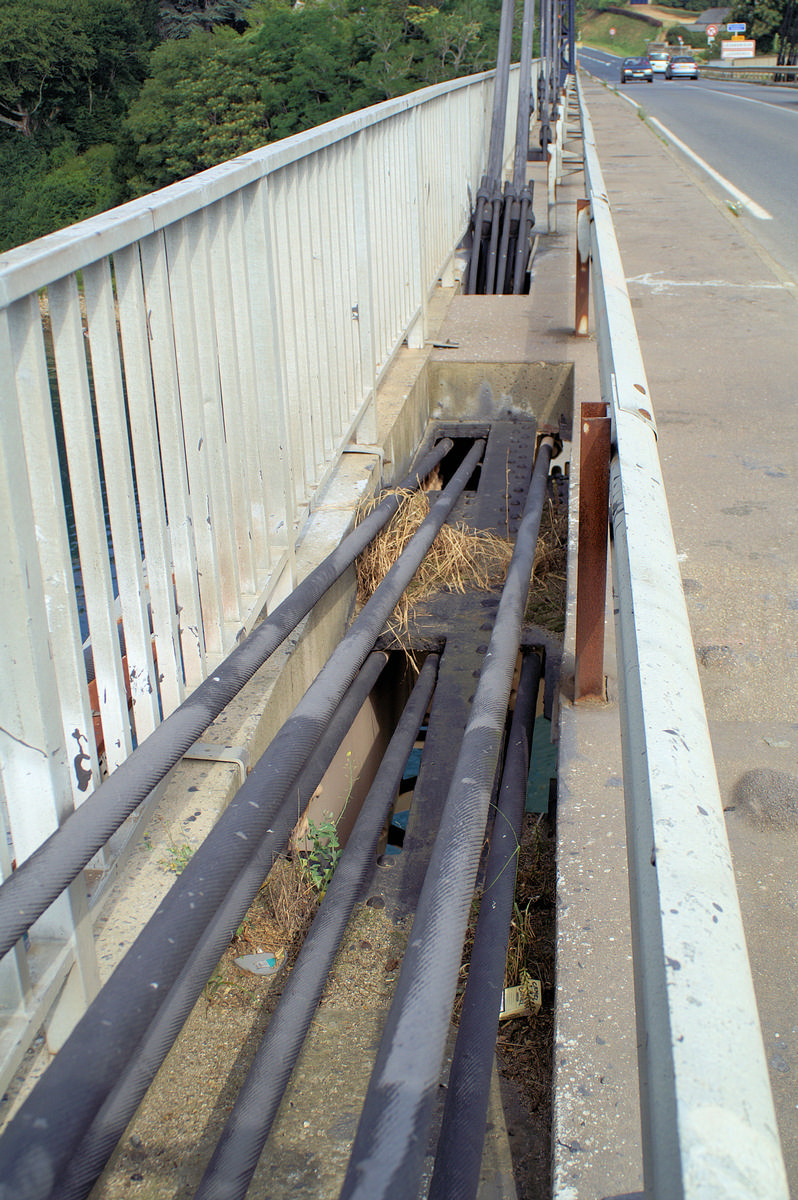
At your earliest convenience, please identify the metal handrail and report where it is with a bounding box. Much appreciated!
[576,73,789,1199]
[0,67,519,1098]
[701,63,798,84]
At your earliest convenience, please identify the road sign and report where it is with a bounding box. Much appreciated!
[727,22,747,32]
[609,27,616,36]
[706,23,718,37]
[721,38,755,57]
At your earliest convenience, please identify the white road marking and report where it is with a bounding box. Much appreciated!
[702,86,798,113]
[648,116,773,219]
[627,272,784,293]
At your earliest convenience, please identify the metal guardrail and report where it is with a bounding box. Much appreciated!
[576,73,789,1198]
[0,68,524,1094]
[702,63,798,84]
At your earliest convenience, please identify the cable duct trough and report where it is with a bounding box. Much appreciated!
[0,396,573,1200]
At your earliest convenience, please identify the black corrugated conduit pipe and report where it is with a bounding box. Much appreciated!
[485,184,504,296]
[339,436,555,1200]
[0,439,453,959]
[512,188,535,296]
[466,0,513,294]
[494,183,516,296]
[465,187,489,295]
[486,0,516,185]
[52,650,391,1200]
[428,649,543,1200]
[513,0,536,193]
[0,440,485,1200]
[193,654,441,1200]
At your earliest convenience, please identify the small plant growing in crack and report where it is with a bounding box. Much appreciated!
[300,813,342,896]
[159,828,194,874]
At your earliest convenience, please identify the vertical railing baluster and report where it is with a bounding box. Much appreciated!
[49,274,133,770]
[207,197,258,600]
[351,130,378,444]
[190,207,242,635]
[9,294,100,798]
[82,258,160,743]
[251,173,299,598]
[137,232,205,690]
[114,245,185,721]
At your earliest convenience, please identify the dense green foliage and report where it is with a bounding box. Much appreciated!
[729,0,792,50]
[0,0,505,250]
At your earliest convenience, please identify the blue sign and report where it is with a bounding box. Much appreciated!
[727,22,746,32]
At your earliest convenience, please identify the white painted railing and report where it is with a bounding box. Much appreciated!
[576,75,789,1198]
[0,67,526,1091]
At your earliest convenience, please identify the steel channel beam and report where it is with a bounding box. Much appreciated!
[577,75,788,1199]
[339,437,554,1200]
[574,404,610,702]
[428,650,543,1200]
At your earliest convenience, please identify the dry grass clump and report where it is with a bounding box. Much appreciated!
[356,481,568,640]
[252,856,319,951]
[526,494,568,633]
[356,488,513,637]
[202,857,318,1009]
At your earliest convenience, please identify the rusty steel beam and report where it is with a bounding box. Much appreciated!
[574,402,610,701]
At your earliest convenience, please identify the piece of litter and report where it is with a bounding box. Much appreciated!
[764,738,791,749]
[235,951,286,977]
[499,978,542,1020]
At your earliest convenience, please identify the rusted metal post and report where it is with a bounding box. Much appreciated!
[574,402,610,701]
[575,198,591,335]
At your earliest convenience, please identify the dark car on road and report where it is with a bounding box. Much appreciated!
[665,55,699,79]
[620,56,654,83]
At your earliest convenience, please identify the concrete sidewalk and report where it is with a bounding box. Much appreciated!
[561,74,798,1197]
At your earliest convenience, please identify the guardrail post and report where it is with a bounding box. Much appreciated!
[547,142,556,233]
[574,401,610,701]
[575,198,591,335]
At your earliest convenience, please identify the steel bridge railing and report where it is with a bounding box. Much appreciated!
[0,68,524,1094]
[576,73,789,1199]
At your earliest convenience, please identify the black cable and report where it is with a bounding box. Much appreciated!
[0,440,484,1200]
[339,437,554,1200]
[428,650,542,1200]
[0,440,453,959]
[194,655,440,1200]
[53,651,390,1200]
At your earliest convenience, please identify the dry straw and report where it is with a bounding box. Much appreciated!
[355,482,567,640]
[355,487,514,639]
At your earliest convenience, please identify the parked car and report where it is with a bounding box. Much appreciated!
[648,50,670,74]
[620,56,654,83]
[665,55,699,79]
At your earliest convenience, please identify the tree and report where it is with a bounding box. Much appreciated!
[124,31,269,194]
[729,0,789,50]
[0,1,95,137]
[158,0,253,39]
[0,0,155,142]
[13,144,121,244]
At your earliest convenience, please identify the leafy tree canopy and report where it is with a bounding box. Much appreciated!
[157,0,254,39]
[2,0,507,246]
[730,0,790,49]
[0,0,156,141]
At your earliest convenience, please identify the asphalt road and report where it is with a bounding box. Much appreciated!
[578,48,798,284]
